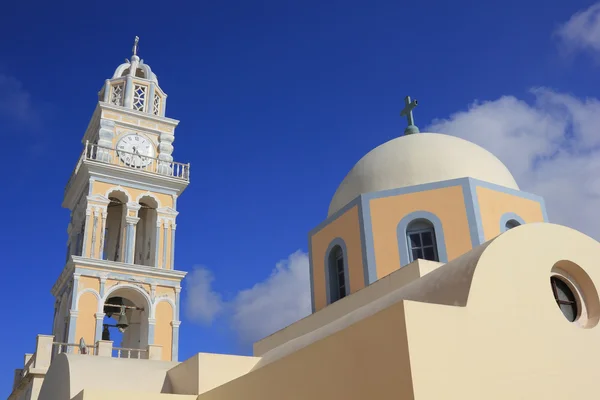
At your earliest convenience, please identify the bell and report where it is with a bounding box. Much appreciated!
[116,309,129,333]
[102,325,111,341]
[104,297,124,317]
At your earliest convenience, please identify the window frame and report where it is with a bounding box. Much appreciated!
[326,241,349,305]
[406,225,439,263]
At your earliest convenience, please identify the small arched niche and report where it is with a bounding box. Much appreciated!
[406,219,439,262]
[135,68,146,78]
[104,191,128,262]
[134,196,158,266]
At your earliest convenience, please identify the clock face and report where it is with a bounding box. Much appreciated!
[116,134,155,167]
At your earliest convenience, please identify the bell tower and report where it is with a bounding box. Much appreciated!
[51,37,189,361]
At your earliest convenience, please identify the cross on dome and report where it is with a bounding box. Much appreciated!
[400,95,420,135]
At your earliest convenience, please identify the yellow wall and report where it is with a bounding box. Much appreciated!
[155,302,173,361]
[74,292,98,353]
[476,186,545,240]
[369,185,472,277]
[79,277,100,292]
[310,205,365,312]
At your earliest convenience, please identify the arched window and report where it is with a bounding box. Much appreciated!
[328,245,346,303]
[104,192,128,262]
[406,219,439,262]
[550,276,578,322]
[134,196,158,266]
[505,219,520,230]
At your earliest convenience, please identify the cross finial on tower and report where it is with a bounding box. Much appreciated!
[132,36,140,57]
[400,96,420,135]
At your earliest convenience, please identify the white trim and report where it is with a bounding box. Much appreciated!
[72,255,186,279]
[103,282,154,318]
[104,185,132,202]
[100,102,180,126]
[87,194,111,205]
[136,191,162,208]
[152,296,176,317]
[75,288,102,311]
[156,207,178,216]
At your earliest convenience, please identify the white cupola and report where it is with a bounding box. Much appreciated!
[98,36,167,116]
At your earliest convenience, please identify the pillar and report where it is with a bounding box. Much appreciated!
[125,216,140,264]
[124,76,133,108]
[148,344,163,360]
[171,321,181,362]
[96,340,113,357]
[170,222,177,269]
[148,318,156,344]
[81,207,92,257]
[154,219,162,268]
[94,313,105,343]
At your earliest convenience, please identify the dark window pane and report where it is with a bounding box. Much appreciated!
[560,304,577,322]
[423,246,437,261]
[336,258,344,272]
[421,231,433,246]
[409,233,421,248]
[412,248,423,260]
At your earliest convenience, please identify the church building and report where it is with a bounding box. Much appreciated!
[9,39,600,400]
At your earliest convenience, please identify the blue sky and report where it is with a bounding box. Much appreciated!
[2,0,600,396]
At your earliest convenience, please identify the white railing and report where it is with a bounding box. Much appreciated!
[113,347,148,359]
[65,141,190,195]
[52,342,96,356]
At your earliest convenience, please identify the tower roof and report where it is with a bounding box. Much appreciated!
[328,133,519,217]
[111,36,159,84]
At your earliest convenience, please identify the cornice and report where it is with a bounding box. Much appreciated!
[51,256,187,297]
[63,160,189,210]
[99,102,180,127]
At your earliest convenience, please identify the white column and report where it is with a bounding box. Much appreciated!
[90,207,99,259]
[170,222,177,270]
[94,313,105,344]
[154,219,162,268]
[81,207,92,257]
[99,210,108,260]
[125,216,140,264]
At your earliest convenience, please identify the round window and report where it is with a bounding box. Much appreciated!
[550,276,578,322]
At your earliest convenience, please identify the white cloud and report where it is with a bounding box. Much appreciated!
[185,251,311,344]
[556,2,600,56]
[427,88,600,241]
[0,74,37,125]
[230,250,311,345]
[184,266,225,325]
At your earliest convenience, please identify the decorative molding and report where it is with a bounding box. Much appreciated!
[156,207,179,216]
[104,185,132,202]
[125,216,141,225]
[170,320,181,328]
[86,193,111,205]
[75,288,101,311]
[135,191,162,208]
[102,282,153,317]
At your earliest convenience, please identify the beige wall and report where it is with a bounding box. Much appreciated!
[199,301,415,400]
[369,185,472,276]
[155,302,173,361]
[310,205,365,312]
[73,390,195,400]
[403,223,600,399]
[74,292,98,350]
[476,186,545,240]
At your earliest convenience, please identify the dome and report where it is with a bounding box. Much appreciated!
[328,133,519,217]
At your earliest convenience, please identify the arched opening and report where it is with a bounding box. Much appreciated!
[104,191,128,262]
[505,219,521,230]
[406,219,439,262]
[134,196,158,266]
[102,286,150,358]
[121,68,130,77]
[135,68,146,78]
[328,245,346,304]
